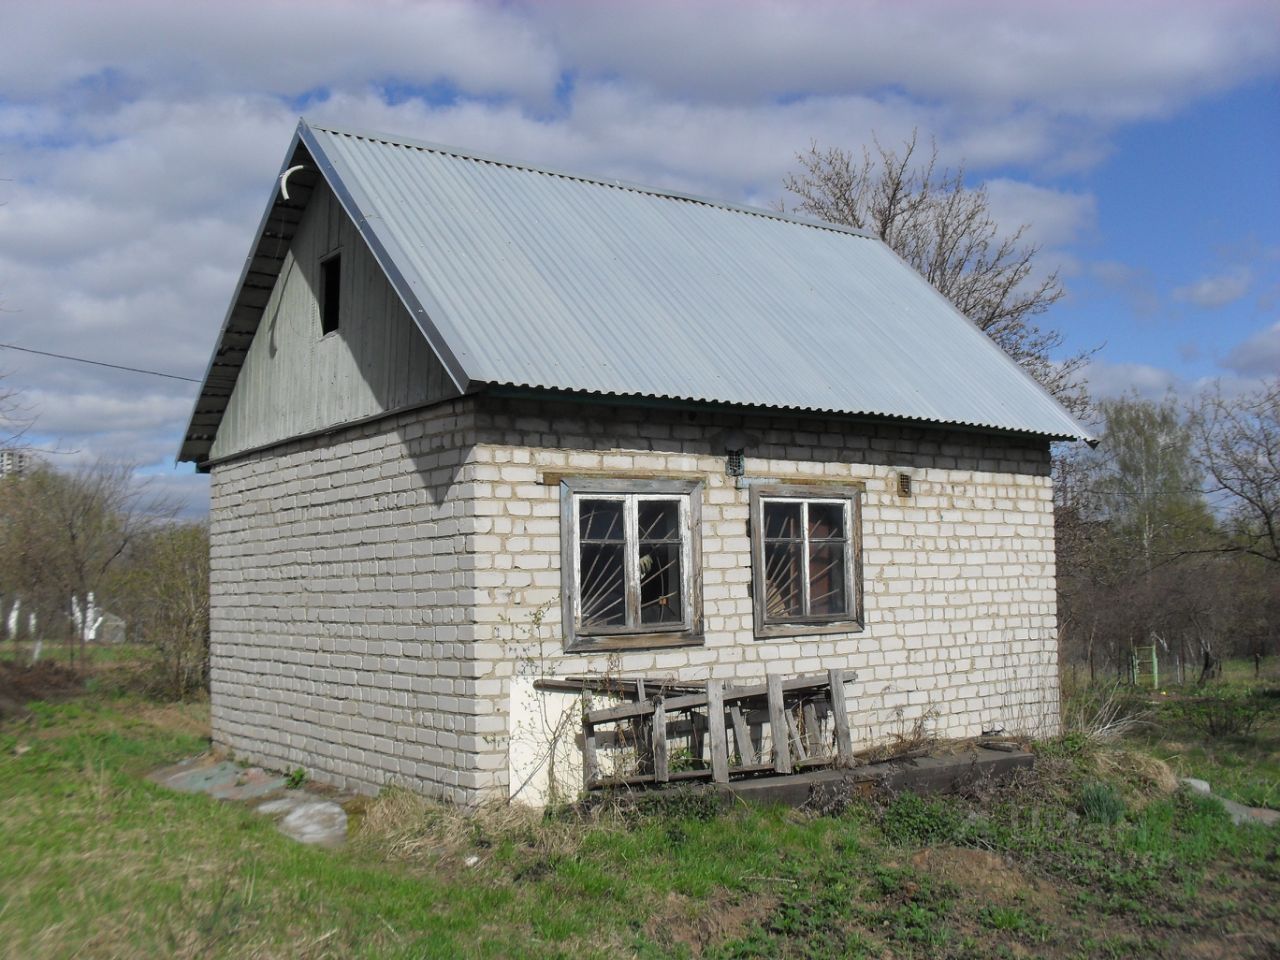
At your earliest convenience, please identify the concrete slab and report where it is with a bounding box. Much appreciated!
[278,801,348,848]
[1181,778,1280,827]
[150,755,350,847]
[712,748,1034,807]
[151,759,288,800]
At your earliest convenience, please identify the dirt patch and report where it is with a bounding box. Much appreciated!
[644,889,778,957]
[0,660,84,720]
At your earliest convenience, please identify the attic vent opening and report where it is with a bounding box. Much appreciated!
[896,473,913,498]
[320,254,341,335]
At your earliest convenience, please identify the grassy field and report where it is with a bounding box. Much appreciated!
[0,654,1276,959]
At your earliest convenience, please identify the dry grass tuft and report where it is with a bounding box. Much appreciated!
[352,787,622,867]
[1092,748,1179,801]
[1061,680,1152,744]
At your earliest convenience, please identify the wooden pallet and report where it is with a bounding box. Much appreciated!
[577,669,856,791]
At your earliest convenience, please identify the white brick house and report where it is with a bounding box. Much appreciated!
[181,120,1090,804]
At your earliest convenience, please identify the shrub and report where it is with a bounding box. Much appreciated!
[1165,689,1277,738]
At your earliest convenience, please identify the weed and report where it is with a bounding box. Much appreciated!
[1079,781,1126,825]
[978,904,1051,941]
[284,766,307,789]
[878,791,965,846]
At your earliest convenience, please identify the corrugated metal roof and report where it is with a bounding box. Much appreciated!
[181,119,1091,463]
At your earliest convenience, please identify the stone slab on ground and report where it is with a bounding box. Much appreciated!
[150,758,286,800]
[150,755,351,847]
[1180,777,1279,827]
[276,801,349,847]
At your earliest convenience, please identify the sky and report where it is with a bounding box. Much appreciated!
[0,0,1276,516]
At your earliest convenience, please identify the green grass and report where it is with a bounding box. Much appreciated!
[1119,657,1280,810]
[0,661,1277,958]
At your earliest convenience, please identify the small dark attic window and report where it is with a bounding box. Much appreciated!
[320,254,341,335]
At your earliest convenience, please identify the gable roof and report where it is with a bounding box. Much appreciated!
[180,118,1091,464]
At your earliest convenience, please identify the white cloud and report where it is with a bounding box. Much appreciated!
[982,179,1096,250]
[1223,321,1280,377]
[1173,266,1253,308]
[0,1,561,105]
[1083,359,1183,401]
[0,0,1275,517]
[544,1,1278,112]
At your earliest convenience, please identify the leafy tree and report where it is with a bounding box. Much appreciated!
[784,132,1089,414]
[1091,396,1214,570]
[1056,396,1219,679]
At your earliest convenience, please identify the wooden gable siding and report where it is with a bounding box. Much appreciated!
[209,180,456,461]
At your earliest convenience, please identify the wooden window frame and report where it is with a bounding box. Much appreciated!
[560,477,703,653]
[750,482,864,639]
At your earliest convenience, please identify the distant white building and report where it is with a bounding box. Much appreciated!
[0,449,32,478]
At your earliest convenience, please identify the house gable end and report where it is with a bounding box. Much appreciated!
[206,176,459,462]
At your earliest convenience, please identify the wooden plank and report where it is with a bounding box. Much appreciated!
[729,704,756,765]
[633,677,652,775]
[802,700,821,756]
[587,673,830,724]
[787,711,808,761]
[651,699,669,783]
[828,669,854,766]
[706,679,729,783]
[582,719,599,791]
[767,675,792,774]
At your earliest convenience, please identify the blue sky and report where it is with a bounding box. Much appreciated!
[0,0,1276,514]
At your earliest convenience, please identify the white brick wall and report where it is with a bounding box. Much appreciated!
[210,394,1061,805]
[467,399,1060,801]
[209,400,487,803]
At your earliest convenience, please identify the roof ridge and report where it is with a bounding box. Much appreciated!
[305,119,878,242]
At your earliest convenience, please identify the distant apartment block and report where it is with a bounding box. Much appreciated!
[0,449,32,478]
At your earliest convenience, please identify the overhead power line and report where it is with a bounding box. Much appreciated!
[0,341,200,383]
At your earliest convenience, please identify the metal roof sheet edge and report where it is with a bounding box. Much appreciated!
[303,119,880,242]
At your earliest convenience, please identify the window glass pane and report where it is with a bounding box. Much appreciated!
[579,499,624,542]
[808,543,847,616]
[639,542,683,624]
[807,501,845,540]
[763,542,804,618]
[638,500,680,542]
[579,542,626,627]
[763,501,802,540]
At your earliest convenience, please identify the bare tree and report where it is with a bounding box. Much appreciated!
[784,132,1089,414]
[0,368,33,450]
[1192,378,1280,565]
[0,460,173,666]
[119,521,210,698]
